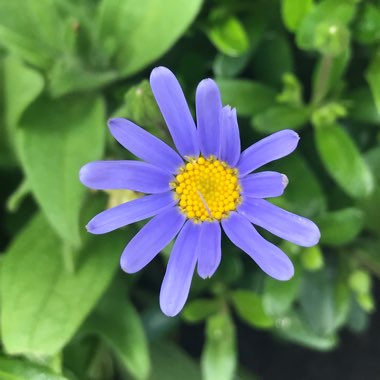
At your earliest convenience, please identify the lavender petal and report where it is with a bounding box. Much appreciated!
[197,222,222,279]
[240,171,288,198]
[219,106,241,166]
[237,130,299,177]
[79,160,173,193]
[222,212,294,281]
[150,67,199,157]
[87,192,176,234]
[108,118,183,174]
[238,198,321,247]
[196,79,222,157]
[160,220,201,316]
[120,207,186,273]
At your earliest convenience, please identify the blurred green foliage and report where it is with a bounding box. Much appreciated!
[0,0,380,379]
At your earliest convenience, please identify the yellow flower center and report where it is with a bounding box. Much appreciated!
[172,156,241,222]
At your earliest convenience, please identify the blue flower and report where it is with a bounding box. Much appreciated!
[80,66,320,316]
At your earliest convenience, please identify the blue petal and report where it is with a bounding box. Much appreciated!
[238,198,321,247]
[160,220,201,316]
[150,67,199,157]
[79,160,173,193]
[108,118,183,174]
[237,130,299,177]
[222,212,294,281]
[120,207,186,273]
[197,222,221,279]
[196,79,222,157]
[219,106,240,166]
[86,192,176,234]
[240,171,288,198]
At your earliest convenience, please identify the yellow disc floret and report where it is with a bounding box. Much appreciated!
[172,156,242,222]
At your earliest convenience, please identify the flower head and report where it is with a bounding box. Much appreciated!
[80,66,320,316]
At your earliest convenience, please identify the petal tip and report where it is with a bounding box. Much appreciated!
[281,174,289,188]
[150,66,173,82]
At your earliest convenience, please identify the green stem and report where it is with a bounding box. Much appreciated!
[312,54,333,105]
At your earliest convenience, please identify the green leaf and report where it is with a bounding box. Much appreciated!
[360,187,380,236]
[97,0,202,76]
[216,79,276,117]
[281,0,314,32]
[207,14,249,57]
[270,153,327,218]
[231,290,274,329]
[252,105,310,134]
[312,50,351,104]
[0,0,67,69]
[263,272,301,317]
[275,311,337,351]
[148,341,201,380]
[3,56,44,161]
[3,55,44,130]
[252,34,294,88]
[17,94,106,247]
[348,87,380,125]
[85,278,150,380]
[48,57,118,97]
[0,356,69,380]
[299,270,348,336]
[316,208,364,246]
[201,313,236,380]
[300,245,324,271]
[366,49,380,114]
[314,124,374,199]
[182,299,220,323]
[354,3,380,45]
[1,213,126,356]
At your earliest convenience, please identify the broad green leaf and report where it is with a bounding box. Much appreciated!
[314,124,374,199]
[366,49,380,114]
[348,87,380,125]
[263,272,301,317]
[201,313,236,380]
[275,311,337,351]
[48,57,118,98]
[316,208,364,246]
[232,290,274,329]
[0,0,67,69]
[1,213,125,356]
[270,153,327,218]
[97,0,202,76]
[208,14,249,57]
[3,55,44,130]
[148,341,201,380]
[182,299,220,323]
[3,56,44,158]
[281,0,314,32]
[299,270,349,336]
[0,356,69,380]
[252,105,310,134]
[17,94,105,247]
[84,278,150,380]
[216,79,275,117]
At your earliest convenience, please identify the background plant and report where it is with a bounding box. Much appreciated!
[1,0,380,379]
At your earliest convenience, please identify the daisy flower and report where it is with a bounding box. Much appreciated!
[80,66,320,317]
